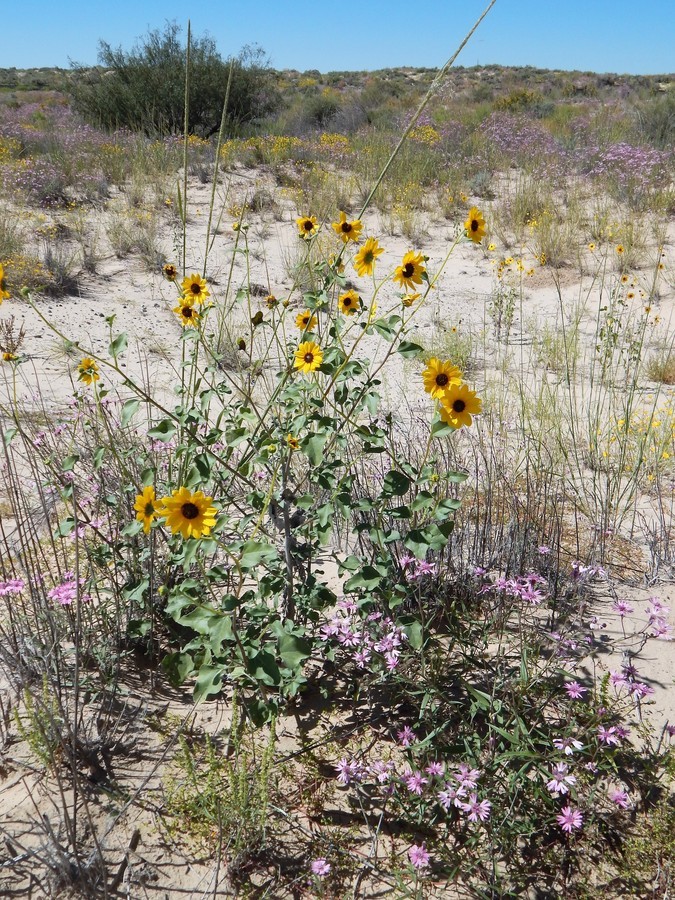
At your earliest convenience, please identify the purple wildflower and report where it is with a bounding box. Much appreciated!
[311,858,331,876]
[408,843,430,869]
[546,763,576,796]
[397,726,416,747]
[556,805,583,833]
[461,793,492,822]
[564,681,588,699]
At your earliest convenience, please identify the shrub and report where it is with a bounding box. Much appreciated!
[70,23,279,137]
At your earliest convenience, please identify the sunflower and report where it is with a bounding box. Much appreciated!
[439,382,482,430]
[616,245,624,255]
[157,487,218,540]
[296,215,318,239]
[265,294,278,308]
[402,292,421,308]
[295,310,318,331]
[393,251,426,291]
[162,263,178,282]
[331,212,363,244]
[464,207,486,244]
[2,351,17,362]
[620,274,629,284]
[354,237,384,277]
[134,485,159,534]
[422,357,462,401]
[174,301,201,327]
[78,357,100,385]
[294,341,323,373]
[286,434,300,451]
[0,263,9,301]
[338,289,360,315]
[181,273,210,304]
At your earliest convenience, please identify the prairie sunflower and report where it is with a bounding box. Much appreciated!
[296,215,318,239]
[331,212,363,244]
[295,310,318,331]
[464,207,486,244]
[2,352,17,362]
[439,383,482,430]
[393,251,426,291]
[286,434,300,451]
[181,273,210,304]
[78,357,100,385]
[158,487,217,540]
[0,263,9,301]
[354,237,384,277]
[294,341,323,373]
[616,245,624,255]
[174,301,201,327]
[338,289,360,315]
[402,292,421,308]
[134,485,159,534]
[162,263,178,282]
[422,357,462,401]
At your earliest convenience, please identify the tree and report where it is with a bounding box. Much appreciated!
[70,22,278,136]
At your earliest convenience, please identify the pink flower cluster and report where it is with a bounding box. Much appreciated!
[319,600,408,671]
[0,578,25,596]
[481,572,548,605]
[646,597,672,640]
[47,572,91,606]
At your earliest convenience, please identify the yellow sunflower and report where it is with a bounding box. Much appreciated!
[422,357,462,401]
[78,357,100,386]
[162,263,178,282]
[295,310,318,331]
[331,212,363,244]
[402,292,421,308]
[616,245,624,255]
[296,215,318,239]
[2,352,17,362]
[265,294,278,308]
[464,207,486,244]
[174,301,201,327]
[338,289,360,315]
[354,237,384,277]
[181,273,210,304]
[393,251,426,291]
[157,487,217,540]
[439,382,482,430]
[294,341,323,373]
[286,434,300,451]
[0,263,9,301]
[134,485,159,534]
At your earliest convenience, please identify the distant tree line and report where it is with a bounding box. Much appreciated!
[69,22,280,136]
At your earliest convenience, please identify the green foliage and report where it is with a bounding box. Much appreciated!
[70,23,278,136]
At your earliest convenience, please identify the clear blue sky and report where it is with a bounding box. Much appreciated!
[4,1,674,75]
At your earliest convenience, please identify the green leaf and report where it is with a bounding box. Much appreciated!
[92,447,105,470]
[109,332,128,358]
[121,398,140,428]
[278,632,313,671]
[2,427,17,446]
[162,651,194,686]
[193,664,225,701]
[431,418,456,438]
[225,426,248,447]
[404,521,453,558]
[302,432,327,466]
[239,540,278,570]
[397,341,425,359]
[381,470,412,498]
[62,454,79,472]
[344,565,384,591]
[248,650,281,686]
[434,498,461,520]
[148,419,176,442]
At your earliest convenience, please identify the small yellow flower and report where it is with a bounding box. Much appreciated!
[2,351,17,362]
[232,222,240,231]
[488,243,496,251]
[157,487,218,540]
[588,242,596,251]
[402,292,421,308]
[621,274,629,284]
[539,253,547,266]
[286,434,300,451]
[265,294,278,308]
[78,357,100,386]
[331,212,363,244]
[294,341,323,373]
[163,263,178,281]
[505,257,514,266]
[459,192,468,204]
[393,250,426,291]
[134,485,158,534]
[353,237,384,277]
[295,310,318,331]
[616,244,624,255]
[338,289,360,315]
[296,215,318,239]
[0,263,9,301]
[626,291,635,300]
[464,207,486,244]
[181,273,210,304]
[438,382,482,430]
[174,301,201,327]
[422,358,462,401]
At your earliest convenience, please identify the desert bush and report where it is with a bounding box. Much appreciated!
[70,23,279,137]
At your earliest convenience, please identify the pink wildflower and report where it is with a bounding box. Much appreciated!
[408,843,430,869]
[311,858,331,876]
[461,793,492,822]
[564,681,588,699]
[556,805,583,833]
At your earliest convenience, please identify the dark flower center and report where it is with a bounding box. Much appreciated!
[364,251,374,264]
[191,282,201,294]
[402,263,415,277]
[341,222,352,233]
[304,352,314,364]
[453,399,466,412]
[181,502,200,520]
[470,219,479,232]
[303,220,313,231]
[183,307,193,317]
[344,297,352,306]
[144,502,155,516]
[436,373,449,387]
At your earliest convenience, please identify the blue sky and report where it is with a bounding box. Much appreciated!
[4,1,674,75]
